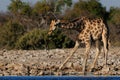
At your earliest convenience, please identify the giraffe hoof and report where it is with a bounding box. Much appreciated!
[90,68,96,72]
[101,65,110,72]
[59,66,62,70]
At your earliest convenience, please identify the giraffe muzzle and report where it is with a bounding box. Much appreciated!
[48,30,53,35]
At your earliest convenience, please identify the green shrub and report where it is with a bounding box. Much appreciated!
[0,21,25,49]
[16,29,47,49]
[16,29,74,50]
[48,30,74,49]
[112,40,120,47]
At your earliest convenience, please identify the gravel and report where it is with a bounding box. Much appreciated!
[0,47,120,76]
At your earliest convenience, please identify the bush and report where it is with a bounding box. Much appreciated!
[16,29,74,50]
[0,21,25,49]
[63,0,106,20]
[16,29,47,49]
[49,30,74,48]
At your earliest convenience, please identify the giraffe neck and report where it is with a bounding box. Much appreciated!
[58,18,85,32]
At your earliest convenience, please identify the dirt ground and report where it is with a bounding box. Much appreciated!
[0,47,120,76]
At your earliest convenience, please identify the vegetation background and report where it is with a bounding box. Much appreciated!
[0,0,120,50]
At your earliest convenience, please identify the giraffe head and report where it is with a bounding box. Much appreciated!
[48,19,60,35]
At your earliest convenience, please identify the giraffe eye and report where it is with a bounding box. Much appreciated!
[55,24,57,26]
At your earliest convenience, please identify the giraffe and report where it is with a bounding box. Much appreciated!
[48,17,109,74]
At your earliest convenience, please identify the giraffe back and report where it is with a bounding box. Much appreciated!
[78,18,108,43]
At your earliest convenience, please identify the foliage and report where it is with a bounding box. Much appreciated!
[63,0,106,19]
[32,1,51,15]
[109,7,120,25]
[53,0,72,12]
[32,0,72,16]
[108,7,120,46]
[0,21,25,49]
[8,0,23,14]
[16,29,74,50]
[20,2,32,16]
[16,29,47,49]
[8,0,32,16]
[48,30,74,48]
[0,0,120,50]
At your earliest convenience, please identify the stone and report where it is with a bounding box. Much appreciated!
[65,62,73,68]
[3,72,10,76]
[38,71,44,75]
[0,47,119,76]
[73,63,82,71]
[0,73,3,76]
[30,69,38,75]
[101,66,110,75]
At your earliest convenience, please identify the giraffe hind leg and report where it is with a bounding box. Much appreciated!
[90,40,101,72]
[101,32,110,72]
[102,33,108,66]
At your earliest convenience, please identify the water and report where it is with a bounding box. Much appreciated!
[0,76,120,80]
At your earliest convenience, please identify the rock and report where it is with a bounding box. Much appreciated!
[73,63,82,71]
[0,62,4,68]
[100,65,110,75]
[0,47,119,76]
[65,62,73,68]
[3,72,10,76]
[30,69,38,75]
[0,73,3,76]
[5,63,24,76]
[6,63,23,70]
[60,49,65,53]
[117,71,120,75]
[42,62,48,67]
[38,71,44,75]
[54,71,62,76]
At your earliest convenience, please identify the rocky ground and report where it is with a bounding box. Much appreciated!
[0,47,120,76]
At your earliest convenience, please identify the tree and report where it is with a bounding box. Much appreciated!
[108,7,120,46]
[109,7,120,25]
[63,0,106,19]
[32,0,50,15]
[52,0,72,13]
[8,0,32,16]
[33,0,72,15]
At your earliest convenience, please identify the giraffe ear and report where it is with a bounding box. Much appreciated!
[51,20,54,23]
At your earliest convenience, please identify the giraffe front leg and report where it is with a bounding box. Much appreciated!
[59,40,79,70]
[83,42,90,75]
